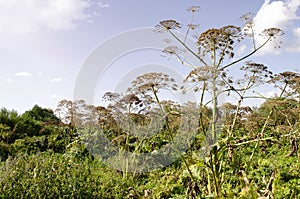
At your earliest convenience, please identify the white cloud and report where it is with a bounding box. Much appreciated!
[15,72,33,77]
[0,0,93,35]
[253,0,300,54]
[51,78,62,82]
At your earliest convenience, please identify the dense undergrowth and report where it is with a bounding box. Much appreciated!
[0,100,299,198]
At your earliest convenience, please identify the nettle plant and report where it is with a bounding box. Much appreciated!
[155,6,284,197]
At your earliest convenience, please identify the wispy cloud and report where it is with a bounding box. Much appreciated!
[0,0,95,35]
[50,94,58,99]
[98,1,110,8]
[237,45,247,56]
[15,72,33,77]
[4,78,13,82]
[51,78,62,82]
[253,0,300,54]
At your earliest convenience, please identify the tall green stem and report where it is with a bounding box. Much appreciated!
[198,82,207,134]
[211,71,218,143]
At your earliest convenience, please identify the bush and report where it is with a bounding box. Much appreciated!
[0,152,141,198]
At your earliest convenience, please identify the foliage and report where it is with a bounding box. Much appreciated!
[0,153,140,199]
[22,105,60,124]
[0,105,72,161]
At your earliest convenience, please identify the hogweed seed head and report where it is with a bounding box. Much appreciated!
[197,25,242,60]
[240,12,254,24]
[128,72,179,97]
[163,46,180,55]
[187,24,200,30]
[156,20,182,32]
[187,6,200,13]
[261,28,284,37]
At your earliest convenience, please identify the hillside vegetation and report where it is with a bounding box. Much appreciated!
[1,6,299,199]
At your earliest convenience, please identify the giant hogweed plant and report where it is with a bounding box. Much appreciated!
[155,6,284,197]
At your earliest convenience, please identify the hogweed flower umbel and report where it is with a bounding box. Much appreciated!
[197,25,242,61]
[156,20,182,32]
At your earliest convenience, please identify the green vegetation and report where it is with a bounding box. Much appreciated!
[0,97,299,198]
[1,6,299,199]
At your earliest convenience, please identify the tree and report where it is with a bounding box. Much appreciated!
[21,105,60,124]
[0,108,19,129]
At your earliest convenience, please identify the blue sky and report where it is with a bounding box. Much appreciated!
[0,0,299,113]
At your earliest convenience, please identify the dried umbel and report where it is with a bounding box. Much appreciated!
[162,46,187,63]
[240,61,273,84]
[260,28,284,49]
[162,46,180,55]
[120,94,142,106]
[102,92,121,102]
[287,75,300,92]
[94,106,115,126]
[185,66,216,83]
[156,20,182,32]
[268,71,300,94]
[240,12,255,37]
[128,72,178,96]
[220,102,252,118]
[160,100,180,111]
[261,28,284,38]
[197,25,242,61]
[187,6,200,13]
[269,71,300,84]
[187,24,199,30]
[184,65,224,92]
[240,12,254,25]
[241,62,269,74]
